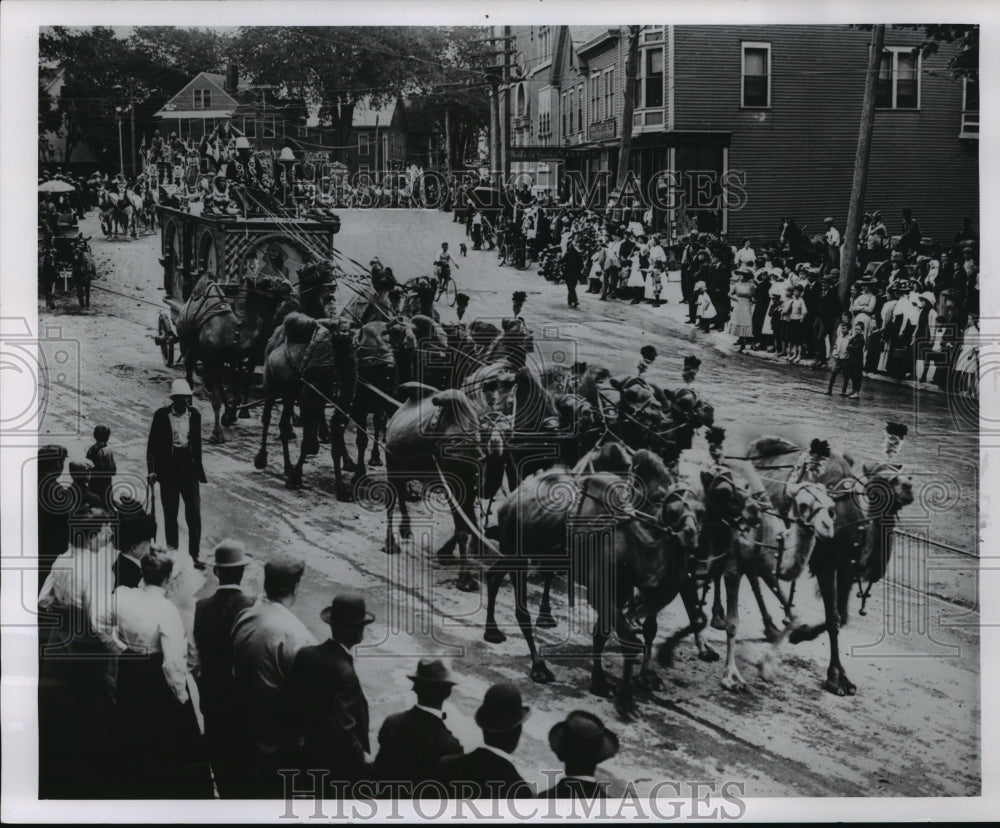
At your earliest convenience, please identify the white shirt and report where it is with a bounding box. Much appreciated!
[169,408,190,448]
[114,583,190,703]
[825,226,841,246]
[735,247,756,267]
[39,543,120,653]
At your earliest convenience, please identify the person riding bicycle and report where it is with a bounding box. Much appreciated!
[434,243,460,282]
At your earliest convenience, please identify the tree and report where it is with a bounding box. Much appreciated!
[40,26,232,167]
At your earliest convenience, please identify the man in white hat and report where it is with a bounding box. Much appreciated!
[146,379,206,567]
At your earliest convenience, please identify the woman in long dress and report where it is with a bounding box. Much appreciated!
[727,269,755,352]
[626,244,647,304]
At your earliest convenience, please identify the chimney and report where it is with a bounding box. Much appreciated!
[226,62,239,94]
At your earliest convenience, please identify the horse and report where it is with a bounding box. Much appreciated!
[713,460,835,691]
[228,275,292,425]
[778,217,825,267]
[483,447,703,715]
[383,382,506,593]
[340,317,417,487]
[746,436,914,695]
[254,313,358,497]
[140,185,158,233]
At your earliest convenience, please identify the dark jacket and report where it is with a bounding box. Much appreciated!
[194,587,255,720]
[284,639,371,782]
[539,776,607,799]
[374,706,462,792]
[845,332,866,366]
[112,553,142,590]
[562,245,586,285]
[146,405,207,483]
[435,747,533,799]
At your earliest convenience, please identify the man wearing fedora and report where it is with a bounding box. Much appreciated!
[539,710,618,799]
[284,593,375,793]
[374,659,463,796]
[146,379,207,568]
[434,682,533,799]
[194,540,255,798]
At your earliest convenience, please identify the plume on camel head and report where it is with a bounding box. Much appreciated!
[512,291,527,315]
[884,421,908,460]
[806,438,832,478]
[705,426,726,463]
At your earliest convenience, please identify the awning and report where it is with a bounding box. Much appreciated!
[629,130,732,149]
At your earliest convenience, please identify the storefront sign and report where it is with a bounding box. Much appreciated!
[509,145,569,161]
[588,119,617,142]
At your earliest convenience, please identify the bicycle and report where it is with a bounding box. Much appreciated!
[433,262,458,306]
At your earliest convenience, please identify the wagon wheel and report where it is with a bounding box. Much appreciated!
[157,314,175,367]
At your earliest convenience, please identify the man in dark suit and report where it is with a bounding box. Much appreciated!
[374,659,462,797]
[284,593,375,795]
[146,379,207,568]
[434,683,533,799]
[538,710,618,799]
[193,540,255,798]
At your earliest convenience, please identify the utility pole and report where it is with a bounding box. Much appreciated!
[616,26,641,193]
[444,106,452,179]
[502,25,511,182]
[129,81,137,176]
[840,24,885,306]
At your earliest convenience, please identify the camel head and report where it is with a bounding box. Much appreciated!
[659,484,703,555]
[612,376,665,427]
[386,316,417,354]
[862,461,915,517]
[787,481,836,541]
[701,466,760,527]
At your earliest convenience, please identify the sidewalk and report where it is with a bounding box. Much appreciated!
[612,270,951,397]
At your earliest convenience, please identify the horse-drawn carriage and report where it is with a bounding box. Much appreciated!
[154,203,341,366]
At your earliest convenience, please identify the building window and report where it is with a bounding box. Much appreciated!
[604,68,615,119]
[243,117,256,138]
[634,47,663,110]
[516,82,528,117]
[741,42,770,107]
[194,89,212,109]
[576,84,584,132]
[263,117,276,138]
[642,25,664,44]
[876,47,920,109]
[562,92,569,138]
[538,25,551,63]
[359,133,370,155]
[591,73,601,121]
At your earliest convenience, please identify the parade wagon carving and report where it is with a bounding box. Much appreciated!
[154,203,340,366]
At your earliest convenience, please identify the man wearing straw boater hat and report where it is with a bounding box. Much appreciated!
[194,540,255,798]
[539,710,619,799]
[434,682,533,799]
[284,593,376,790]
[374,659,463,796]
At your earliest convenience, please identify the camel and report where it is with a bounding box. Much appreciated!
[341,317,417,485]
[746,435,915,696]
[483,447,704,716]
[253,312,358,496]
[712,460,835,691]
[383,382,506,593]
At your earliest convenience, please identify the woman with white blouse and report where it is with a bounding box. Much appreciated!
[112,548,212,798]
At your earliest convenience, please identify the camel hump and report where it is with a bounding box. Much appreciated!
[398,381,439,401]
[283,312,318,344]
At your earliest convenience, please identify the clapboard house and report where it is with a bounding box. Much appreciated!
[154,71,240,141]
[504,24,978,245]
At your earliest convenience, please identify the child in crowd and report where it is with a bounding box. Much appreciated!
[695,281,717,333]
[85,424,116,509]
[844,322,867,398]
[826,320,852,395]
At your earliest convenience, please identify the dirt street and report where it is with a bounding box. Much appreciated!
[36,208,980,798]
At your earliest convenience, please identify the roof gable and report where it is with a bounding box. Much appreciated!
[352,99,396,128]
[156,71,239,116]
